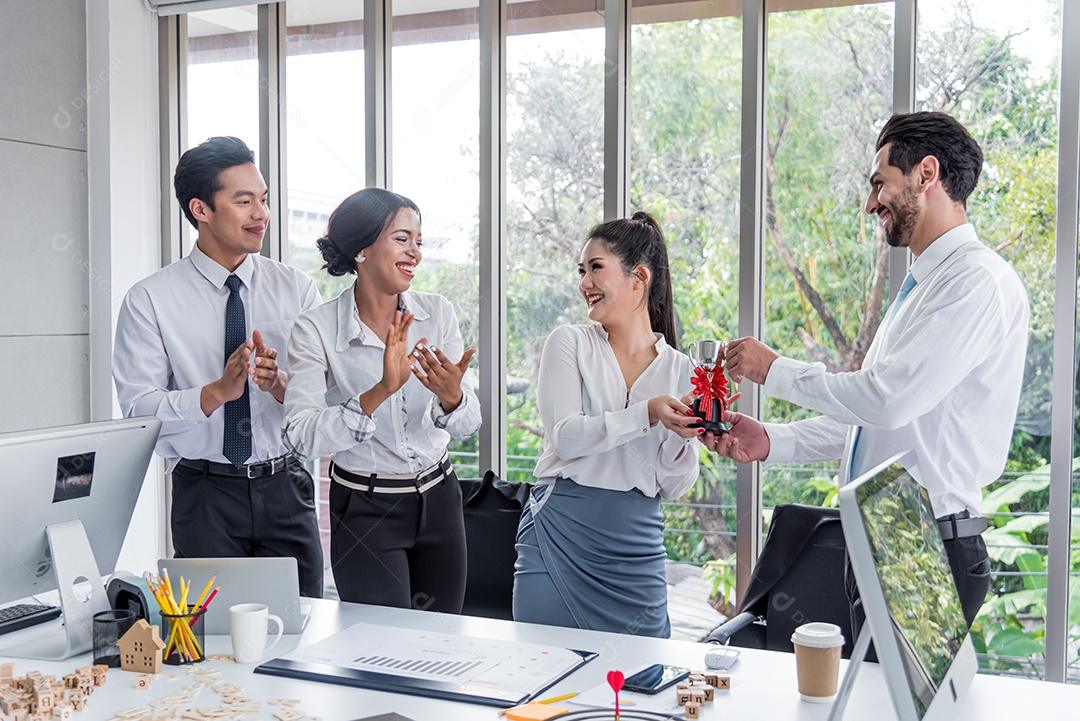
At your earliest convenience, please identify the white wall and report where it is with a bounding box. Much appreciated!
[86,0,167,574]
[0,0,167,577]
[0,0,91,431]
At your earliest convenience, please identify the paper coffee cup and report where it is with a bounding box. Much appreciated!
[791,622,844,703]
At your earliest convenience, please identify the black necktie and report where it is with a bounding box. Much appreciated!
[223,275,251,467]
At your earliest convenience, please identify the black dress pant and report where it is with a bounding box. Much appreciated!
[171,458,324,598]
[328,469,466,612]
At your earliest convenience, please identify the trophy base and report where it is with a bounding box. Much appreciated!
[689,418,729,433]
[690,398,729,433]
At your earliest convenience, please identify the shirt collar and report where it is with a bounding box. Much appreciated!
[334,285,431,352]
[592,323,669,351]
[189,242,256,290]
[910,222,977,285]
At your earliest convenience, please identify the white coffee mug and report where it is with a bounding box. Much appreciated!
[229,602,284,664]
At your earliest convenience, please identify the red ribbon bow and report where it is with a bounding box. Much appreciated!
[692,365,729,422]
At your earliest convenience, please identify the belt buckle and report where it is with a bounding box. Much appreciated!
[246,462,258,479]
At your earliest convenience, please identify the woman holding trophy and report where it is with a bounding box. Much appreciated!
[512,211,703,638]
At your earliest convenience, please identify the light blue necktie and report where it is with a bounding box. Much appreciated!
[844,272,917,483]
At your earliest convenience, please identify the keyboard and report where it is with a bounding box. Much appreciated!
[0,603,62,636]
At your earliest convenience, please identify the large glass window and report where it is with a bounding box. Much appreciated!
[187,8,260,160]
[284,2,366,298]
[504,1,605,483]
[392,0,481,475]
[763,2,894,518]
[916,0,1063,676]
[630,2,743,616]
[281,1,369,593]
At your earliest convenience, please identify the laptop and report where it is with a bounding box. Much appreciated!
[158,557,308,635]
[837,454,978,721]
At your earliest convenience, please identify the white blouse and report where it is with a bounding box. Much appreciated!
[532,324,700,499]
[282,285,481,474]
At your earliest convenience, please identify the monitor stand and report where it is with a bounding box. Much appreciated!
[0,519,110,660]
[826,628,872,721]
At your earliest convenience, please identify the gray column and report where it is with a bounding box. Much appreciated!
[1046,0,1080,685]
[365,0,392,189]
[478,0,508,478]
[735,0,766,602]
[258,3,287,261]
[604,0,631,220]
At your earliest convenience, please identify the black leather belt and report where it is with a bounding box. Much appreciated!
[937,511,988,542]
[177,455,297,479]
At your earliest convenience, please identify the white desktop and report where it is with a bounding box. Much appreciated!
[0,417,160,660]
[0,599,1077,721]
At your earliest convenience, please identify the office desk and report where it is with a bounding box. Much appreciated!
[2,599,1076,720]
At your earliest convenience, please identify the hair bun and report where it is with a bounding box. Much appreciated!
[631,210,661,233]
[316,235,355,277]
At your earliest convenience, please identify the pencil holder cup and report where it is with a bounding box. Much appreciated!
[93,609,138,667]
[160,606,206,665]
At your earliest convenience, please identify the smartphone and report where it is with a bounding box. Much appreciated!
[622,664,690,695]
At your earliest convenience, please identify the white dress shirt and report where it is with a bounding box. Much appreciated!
[113,244,322,470]
[532,324,700,500]
[762,223,1029,517]
[282,285,481,474]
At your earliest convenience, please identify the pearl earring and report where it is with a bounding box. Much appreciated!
[356,254,366,264]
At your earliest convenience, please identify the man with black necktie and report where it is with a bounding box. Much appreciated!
[113,136,324,597]
[704,112,1029,627]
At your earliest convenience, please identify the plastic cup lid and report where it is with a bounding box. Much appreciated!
[790,622,844,648]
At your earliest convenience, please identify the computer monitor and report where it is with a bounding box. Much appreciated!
[837,453,977,721]
[0,417,160,660]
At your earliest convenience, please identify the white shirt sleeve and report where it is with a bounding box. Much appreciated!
[113,288,208,437]
[761,415,849,466]
[537,326,651,461]
[428,300,482,439]
[655,434,699,499]
[764,264,1011,430]
[281,313,376,461]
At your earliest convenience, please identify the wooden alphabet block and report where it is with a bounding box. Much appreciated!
[714,675,731,690]
[12,708,28,721]
[703,672,719,687]
[67,692,85,713]
[689,689,706,704]
[0,663,13,679]
[272,709,306,721]
[691,683,714,702]
[676,689,692,706]
[685,701,702,719]
[51,704,73,721]
[135,675,151,690]
[75,679,91,696]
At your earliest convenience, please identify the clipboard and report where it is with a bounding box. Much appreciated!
[254,622,597,708]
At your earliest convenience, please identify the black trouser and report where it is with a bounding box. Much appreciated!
[328,469,466,612]
[171,458,324,598]
[846,532,990,658]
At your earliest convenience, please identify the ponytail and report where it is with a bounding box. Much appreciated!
[586,211,679,349]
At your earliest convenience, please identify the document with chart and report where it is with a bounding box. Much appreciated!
[254,622,597,707]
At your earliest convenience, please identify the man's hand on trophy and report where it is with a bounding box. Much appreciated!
[725,337,779,385]
[701,410,770,463]
[648,395,701,438]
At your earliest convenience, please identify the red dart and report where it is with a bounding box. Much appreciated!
[607,670,625,719]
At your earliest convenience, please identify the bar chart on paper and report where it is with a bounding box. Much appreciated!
[255,622,598,707]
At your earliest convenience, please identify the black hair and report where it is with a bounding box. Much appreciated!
[316,188,422,277]
[876,111,983,206]
[586,211,679,349]
[173,136,257,228]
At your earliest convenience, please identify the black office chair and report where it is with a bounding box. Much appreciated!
[705,504,855,658]
[459,471,530,620]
